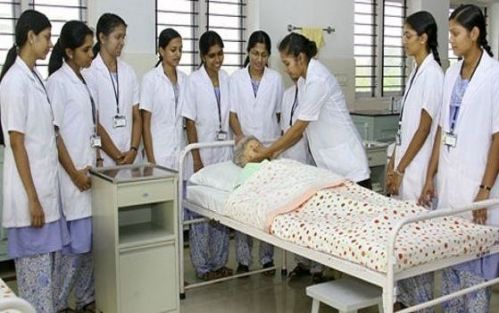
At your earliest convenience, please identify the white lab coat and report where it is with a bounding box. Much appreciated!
[181,66,232,175]
[0,58,60,227]
[229,66,283,142]
[83,54,140,166]
[280,84,313,165]
[296,59,370,182]
[140,65,187,170]
[394,54,444,200]
[437,52,499,226]
[47,63,96,221]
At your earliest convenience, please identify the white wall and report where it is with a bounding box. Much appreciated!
[489,2,499,57]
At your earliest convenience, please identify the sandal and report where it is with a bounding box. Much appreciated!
[262,261,276,277]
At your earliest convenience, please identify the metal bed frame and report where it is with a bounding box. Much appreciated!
[177,141,499,313]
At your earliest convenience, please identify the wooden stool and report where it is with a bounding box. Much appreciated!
[306,277,383,313]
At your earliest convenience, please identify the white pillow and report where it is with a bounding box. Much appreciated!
[189,161,242,192]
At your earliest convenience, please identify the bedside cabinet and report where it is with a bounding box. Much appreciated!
[90,164,179,313]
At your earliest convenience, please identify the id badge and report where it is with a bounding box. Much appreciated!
[113,115,127,128]
[395,132,401,146]
[90,135,101,148]
[216,130,227,141]
[443,132,457,147]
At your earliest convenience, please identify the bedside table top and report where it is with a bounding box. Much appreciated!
[90,164,177,184]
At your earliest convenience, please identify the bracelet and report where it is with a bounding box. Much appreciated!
[479,184,492,191]
[130,146,138,152]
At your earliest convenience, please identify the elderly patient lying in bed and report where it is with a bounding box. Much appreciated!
[222,137,498,273]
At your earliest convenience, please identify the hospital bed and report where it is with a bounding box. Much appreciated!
[177,140,499,313]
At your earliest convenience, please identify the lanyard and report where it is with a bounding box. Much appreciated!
[32,71,55,122]
[80,76,99,135]
[32,71,51,104]
[289,87,299,126]
[108,68,120,115]
[214,87,222,131]
[450,50,483,134]
[397,66,419,131]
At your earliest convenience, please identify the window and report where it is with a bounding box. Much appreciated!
[354,0,377,96]
[448,7,458,66]
[382,0,406,96]
[30,0,88,78]
[156,0,245,75]
[354,0,407,98]
[0,1,21,74]
[156,0,199,74]
[206,0,245,74]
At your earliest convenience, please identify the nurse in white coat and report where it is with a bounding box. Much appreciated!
[83,13,141,166]
[229,30,283,143]
[386,11,443,312]
[141,28,186,170]
[181,31,232,280]
[229,31,283,274]
[0,10,69,312]
[386,11,444,201]
[252,33,371,188]
[419,5,499,312]
[47,21,98,312]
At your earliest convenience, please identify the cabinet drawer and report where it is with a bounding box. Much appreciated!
[367,149,387,167]
[117,179,175,207]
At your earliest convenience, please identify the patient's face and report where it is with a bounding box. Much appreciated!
[243,139,263,162]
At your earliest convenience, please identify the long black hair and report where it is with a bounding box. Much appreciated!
[93,13,127,58]
[450,4,493,57]
[243,30,271,67]
[155,28,182,67]
[48,20,93,76]
[0,10,50,146]
[278,32,317,62]
[405,11,441,66]
[0,10,51,82]
[199,30,224,66]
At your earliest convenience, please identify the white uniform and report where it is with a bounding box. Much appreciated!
[229,66,283,142]
[83,54,140,166]
[296,59,370,182]
[140,65,187,170]
[280,84,313,164]
[181,65,232,169]
[437,52,499,225]
[0,57,60,227]
[394,54,444,200]
[47,63,96,221]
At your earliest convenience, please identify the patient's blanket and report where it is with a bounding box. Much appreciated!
[223,160,499,273]
[223,159,344,231]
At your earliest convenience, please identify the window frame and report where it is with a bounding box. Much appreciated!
[155,0,246,75]
[354,0,407,99]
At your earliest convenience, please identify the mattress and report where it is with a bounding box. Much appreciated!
[186,184,229,214]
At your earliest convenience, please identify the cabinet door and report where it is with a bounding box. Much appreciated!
[119,241,178,313]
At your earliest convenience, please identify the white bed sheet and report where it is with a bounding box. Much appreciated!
[186,185,229,214]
